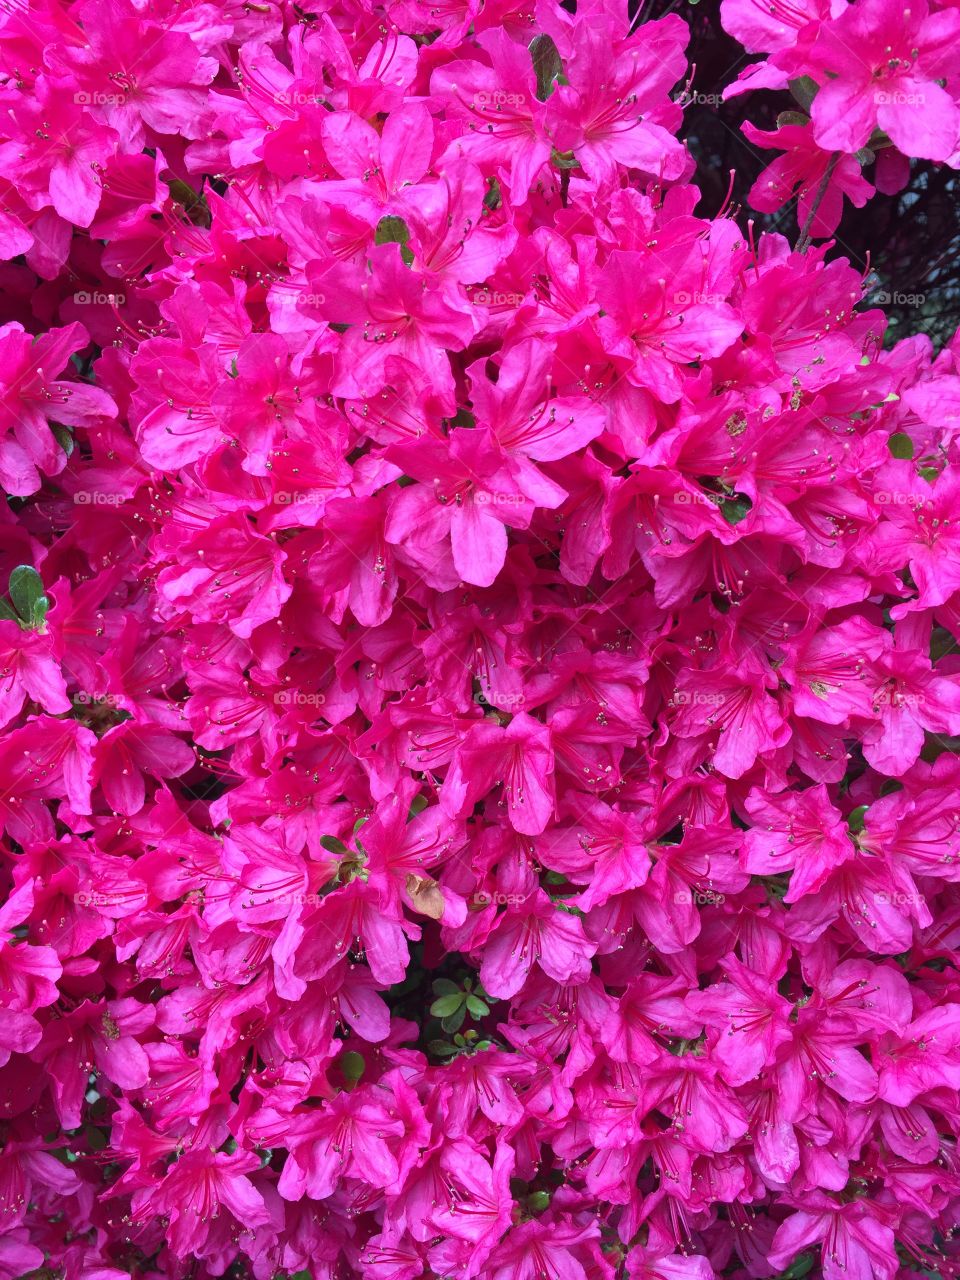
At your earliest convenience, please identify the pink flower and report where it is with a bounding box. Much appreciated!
[479,890,595,997]
[768,1197,897,1280]
[740,784,854,900]
[743,120,873,237]
[442,712,556,835]
[0,322,116,494]
[130,1149,272,1258]
[807,0,960,161]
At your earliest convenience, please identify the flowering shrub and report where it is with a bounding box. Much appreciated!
[2,0,960,1276]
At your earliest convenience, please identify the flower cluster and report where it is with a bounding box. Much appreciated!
[1,0,960,1278]
[721,0,960,235]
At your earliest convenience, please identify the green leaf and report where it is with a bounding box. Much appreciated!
[526,1190,551,1213]
[341,1051,365,1082]
[441,1005,466,1033]
[776,110,810,129]
[888,432,914,459]
[529,33,563,101]
[866,127,893,150]
[775,1253,815,1280]
[51,423,75,457]
[376,215,411,246]
[465,995,490,1019]
[847,804,868,834]
[166,177,212,228]
[428,1039,459,1056]
[375,216,414,264]
[721,495,752,525]
[430,993,465,1017]
[550,147,580,169]
[432,977,460,996]
[483,178,502,212]
[319,834,348,855]
[446,407,476,430]
[9,566,49,630]
[788,76,819,112]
